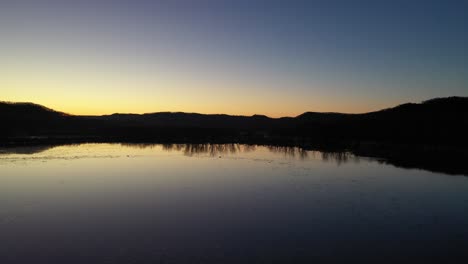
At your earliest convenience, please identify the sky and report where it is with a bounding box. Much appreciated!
[1,0,467,117]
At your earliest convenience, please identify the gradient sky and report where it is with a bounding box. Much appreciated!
[1,0,467,117]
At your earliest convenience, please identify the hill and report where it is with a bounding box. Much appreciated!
[294,96,468,145]
[1,97,467,146]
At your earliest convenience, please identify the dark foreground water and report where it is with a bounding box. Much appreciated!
[1,144,468,263]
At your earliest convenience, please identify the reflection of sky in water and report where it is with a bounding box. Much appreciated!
[1,144,468,263]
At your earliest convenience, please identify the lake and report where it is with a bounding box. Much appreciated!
[1,143,468,263]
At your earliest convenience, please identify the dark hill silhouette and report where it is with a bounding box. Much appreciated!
[96,112,284,130]
[0,102,67,118]
[0,102,72,139]
[1,97,467,147]
[2,97,468,175]
[294,97,468,145]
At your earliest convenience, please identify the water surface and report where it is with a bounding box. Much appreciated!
[1,144,468,263]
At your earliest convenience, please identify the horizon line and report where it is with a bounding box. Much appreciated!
[1,96,466,118]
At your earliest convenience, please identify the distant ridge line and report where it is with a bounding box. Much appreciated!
[2,96,466,118]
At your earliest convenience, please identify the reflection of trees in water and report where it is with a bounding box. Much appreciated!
[242,144,257,153]
[162,143,242,157]
[266,145,357,164]
[2,143,357,166]
[321,151,358,165]
[2,142,464,175]
[122,143,356,164]
[160,144,313,159]
[267,146,309,160]
[161,144,184,152]
[121,143,158,150]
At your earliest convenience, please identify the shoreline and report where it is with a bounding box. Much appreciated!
[1,136,467,176]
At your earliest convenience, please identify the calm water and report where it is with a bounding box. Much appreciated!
[1,143,468,263]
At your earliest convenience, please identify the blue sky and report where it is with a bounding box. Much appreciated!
[1,0,467,116]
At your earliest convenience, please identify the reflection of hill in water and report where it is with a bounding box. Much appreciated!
[0,143,466,176]
[0,145,57,155]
